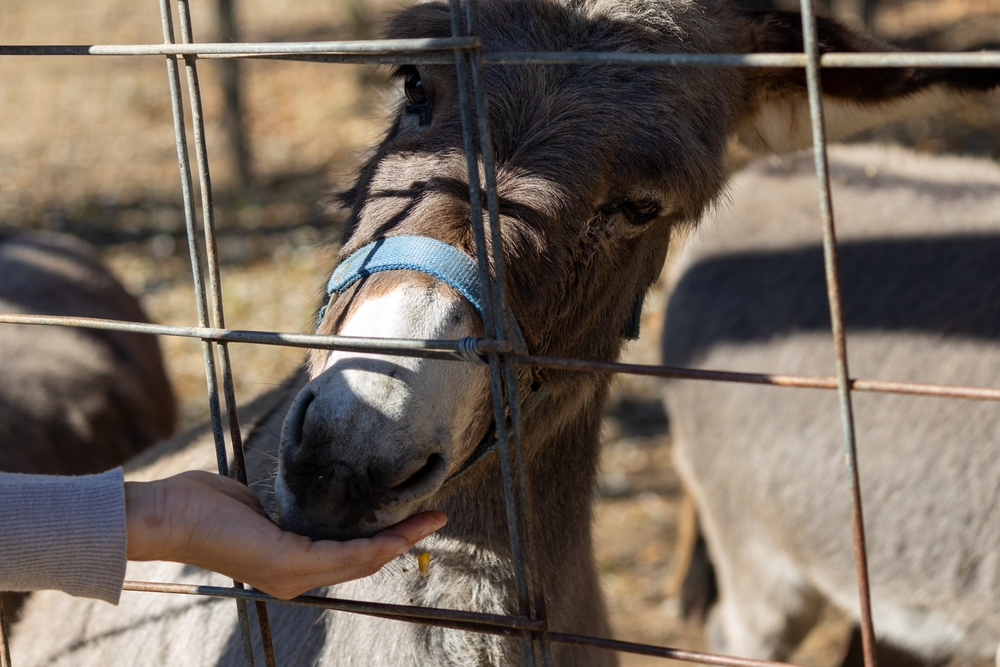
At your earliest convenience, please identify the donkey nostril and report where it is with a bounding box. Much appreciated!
[390,453,445,495]
[281,387,316,457]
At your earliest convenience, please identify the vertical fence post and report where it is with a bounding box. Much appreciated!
[155,1,258,665]
[172,0,277,662]
[798,3,879,667]
[444,3,538,664]
[453,0,553,663]
[216,0,252,190]
[0,593,11,667]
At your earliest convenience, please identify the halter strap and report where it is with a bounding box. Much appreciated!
[321,235,542,486]
[323,235,528,353]
[319,235,643,486]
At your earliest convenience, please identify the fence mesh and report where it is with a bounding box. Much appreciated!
[2,1,999,666]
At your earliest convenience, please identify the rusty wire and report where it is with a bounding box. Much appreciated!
[0,595,10,667]
[3,314,999,403]
[116,580,820,667]
[1,2,999,667]
[155,0,259,661]
[465,0,553,661]
[798,0,878,665]
[445,1,543,663]
[173,0,277,657]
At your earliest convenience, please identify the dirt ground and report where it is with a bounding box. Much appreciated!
[2,0,999,664]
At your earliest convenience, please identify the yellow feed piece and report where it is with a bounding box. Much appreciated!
[418,551,431,577]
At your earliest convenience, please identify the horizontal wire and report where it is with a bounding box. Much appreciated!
[0,37,476,57]
[213,53,457,64]
[519,355,1000,401]
[2,43,999,67]
[822,52,1000,67]
[2,313,997,401]
[0,314,511,358]
[483,51,1000,66]
[121,581,539,633]
[122,581,808,667]
[547,632,803,667]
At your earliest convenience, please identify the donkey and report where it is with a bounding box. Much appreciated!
[10,1,1000,665]
[0,229,176,473]
[662,144,1000,666]
[0,229,176,616]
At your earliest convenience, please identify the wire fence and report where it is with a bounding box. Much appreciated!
[1,0,999,666]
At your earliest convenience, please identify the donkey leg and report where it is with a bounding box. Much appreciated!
[670,490,720,625]
[839,626,948,667]
[703,525,824,661]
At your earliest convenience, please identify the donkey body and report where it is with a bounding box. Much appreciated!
[11,1,1000,664]
[0,229,176,619]
[662,145,1000,663]
[0,230,176,476]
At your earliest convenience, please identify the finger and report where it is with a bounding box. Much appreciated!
[246,537,399,598]
[374,511,447,545]
[317,518,442,570]
[180,471,268,517]
[267,542,412,598]
[239,518,446,599]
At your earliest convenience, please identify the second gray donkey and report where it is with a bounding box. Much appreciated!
[662,144,1000,667]
[0,230,176,476]
[0,229,177,619]
[9,0,1000,664]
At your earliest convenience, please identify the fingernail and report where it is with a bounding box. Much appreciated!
[420,521,445,539]
[394,543,411,556]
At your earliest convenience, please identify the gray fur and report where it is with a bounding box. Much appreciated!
[0,230,176,475]
[663,145,1000,662]
[10,0,1000,663]
[0,229,176,619]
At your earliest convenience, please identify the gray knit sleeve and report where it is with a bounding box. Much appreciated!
[0,468,127,605]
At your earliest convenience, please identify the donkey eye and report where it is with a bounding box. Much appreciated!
[600,200,661,225]
[628,201,661,221]
[404,69,427,106]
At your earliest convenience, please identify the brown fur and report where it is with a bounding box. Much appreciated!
[10,2,1000,665]
[0,229,176,619]
[0,231,176,476]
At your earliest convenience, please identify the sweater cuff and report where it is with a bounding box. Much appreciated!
[0,468,127,604]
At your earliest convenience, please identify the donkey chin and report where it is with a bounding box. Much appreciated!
[274,473,432,543]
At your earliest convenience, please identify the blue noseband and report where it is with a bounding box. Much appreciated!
[319,235,538,486]
[318,234,641,485]
[321,235,528,353]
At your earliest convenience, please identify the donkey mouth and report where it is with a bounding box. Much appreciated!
[274,470,399,541]
[275,425,451,541]
[389,452,446,495]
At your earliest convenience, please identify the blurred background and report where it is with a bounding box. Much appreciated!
[1,0,998,664]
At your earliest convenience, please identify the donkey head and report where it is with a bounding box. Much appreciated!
[275,0,999,540]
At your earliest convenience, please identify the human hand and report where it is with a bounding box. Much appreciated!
[124,470,446,599]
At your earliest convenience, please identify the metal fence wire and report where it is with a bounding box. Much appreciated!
[1,1,999,666]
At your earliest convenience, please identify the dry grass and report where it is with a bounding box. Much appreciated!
[3,0,998,664]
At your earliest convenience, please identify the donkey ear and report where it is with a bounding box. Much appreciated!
[730,10,1000,157]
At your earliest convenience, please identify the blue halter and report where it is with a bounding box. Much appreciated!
[320,235,538,485]
[321,235,642,342]
[318,234,641,485]
[321,236,528,353]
